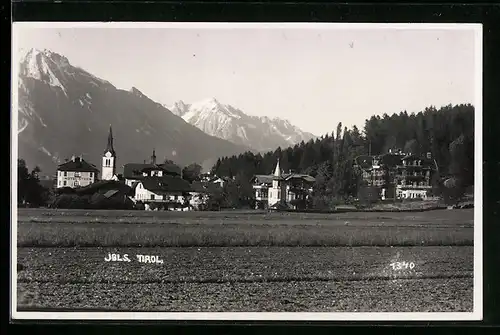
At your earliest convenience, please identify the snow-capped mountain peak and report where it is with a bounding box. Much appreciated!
[168,98,316,151]
[20,48,70,95]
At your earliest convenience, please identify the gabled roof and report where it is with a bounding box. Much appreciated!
[123,163,181,180]
[140,176,192,194]
[281,173,315,183]
[57,158,99,173]
[252,175,274,185]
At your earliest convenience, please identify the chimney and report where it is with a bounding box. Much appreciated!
[151,149,157,165]
[426,152,432,159]
[71,155,76,162]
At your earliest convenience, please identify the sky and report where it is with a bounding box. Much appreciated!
[13,23,480,136]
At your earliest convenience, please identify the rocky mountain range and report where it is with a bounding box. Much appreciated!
[169,98,315,152]
[16,48,250,175]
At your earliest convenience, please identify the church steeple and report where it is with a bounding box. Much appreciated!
[274,158,281,177]
[104,125,116,156]
[102,125,117,181]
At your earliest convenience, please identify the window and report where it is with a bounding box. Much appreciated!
[74,180,79,187]
[174,195,178,200]
[75,172,81,178]
[150,194,155,200]
[63,181,67,186]
[90,172,93,178]
[64,171,67,177]
[163,195,167,201]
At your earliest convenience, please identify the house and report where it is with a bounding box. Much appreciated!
[251,175,274,209]
[209,176,231,188]
[252,159,315,210]
[123,149,182,187]
[354,149,438,200]
[56,155,99,188]
[132,175,193,211]
[394,153,438,200]
[189,181,221,210]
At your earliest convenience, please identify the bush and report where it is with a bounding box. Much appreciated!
[52,194,88,209]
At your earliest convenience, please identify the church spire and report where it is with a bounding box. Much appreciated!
[104,125,116,156]
[274,158,281,177]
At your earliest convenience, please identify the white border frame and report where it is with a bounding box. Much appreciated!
[11,22,483,321]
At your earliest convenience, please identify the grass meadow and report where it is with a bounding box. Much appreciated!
[17,208,474,248]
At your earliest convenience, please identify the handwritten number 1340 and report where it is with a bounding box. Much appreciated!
[390,261,415,270]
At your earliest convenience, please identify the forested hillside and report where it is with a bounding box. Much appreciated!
[211,104,475,205]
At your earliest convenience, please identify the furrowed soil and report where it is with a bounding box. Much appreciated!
[16,208,475,312]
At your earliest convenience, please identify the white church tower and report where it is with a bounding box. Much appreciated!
[101,125,117,181]
[268,158,285,208]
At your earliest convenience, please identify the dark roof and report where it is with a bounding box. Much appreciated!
[282,173,316,183]
[75,180,133,196]
[57,158,99,173]
[158,163,182,175]
[140,176,192,193]
[379,154,403,168]
[103,189,119,198]
[123,163,181,180]
[252,175,274,185]
[190,181,220,193]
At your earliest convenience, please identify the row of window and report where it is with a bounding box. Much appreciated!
[403,160,424,166]
[136,193,182,201]
[58,180,81,187]
[59,171,94,178]
[397,192,426,199]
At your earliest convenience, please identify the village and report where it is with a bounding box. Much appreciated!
[44,125,441,211]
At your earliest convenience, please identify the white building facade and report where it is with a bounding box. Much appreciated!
[56,156,99,188]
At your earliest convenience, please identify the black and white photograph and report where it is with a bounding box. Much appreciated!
[11,22,482,320]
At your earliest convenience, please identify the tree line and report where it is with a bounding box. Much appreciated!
[210,103,475,207]
[17,103,474,209]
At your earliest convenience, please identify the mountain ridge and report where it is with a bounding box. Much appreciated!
[17,48,250,175]
[169,98,316,152]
